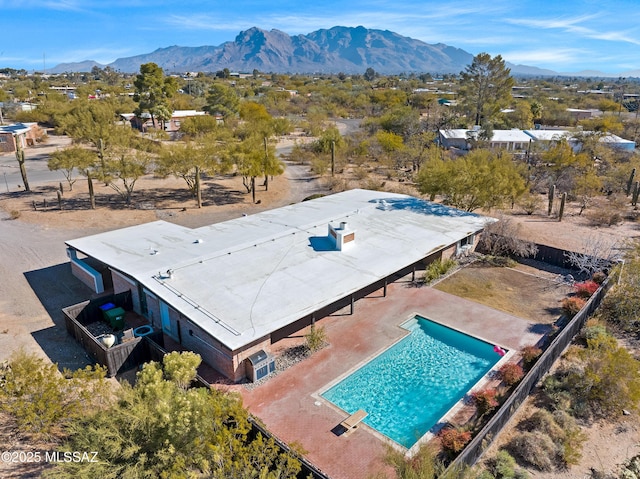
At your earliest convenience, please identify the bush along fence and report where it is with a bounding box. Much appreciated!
[447,273,613,470]
[143,335,331,479]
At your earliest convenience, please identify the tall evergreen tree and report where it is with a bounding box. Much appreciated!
[133,62,178,128]
[459,53,515,126]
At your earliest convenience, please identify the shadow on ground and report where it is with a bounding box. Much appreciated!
[14,179,247,213]
[24,263,97,372]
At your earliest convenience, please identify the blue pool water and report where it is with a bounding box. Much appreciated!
[321,316,501,448]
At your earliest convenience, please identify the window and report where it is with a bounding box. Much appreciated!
[460,234,474,247]
[457,234,475,256]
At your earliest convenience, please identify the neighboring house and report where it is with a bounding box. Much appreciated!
[566,108,597,121]
[276,88,298,97]
[438,128,532,151]
[524,129,636,152]
[0,122,44,154]
[65,189,492,382]
[592,133,636,151]
[18,103,38,112]
[438,129,470,150]
[125,110,208,133]
[439,128,636,152]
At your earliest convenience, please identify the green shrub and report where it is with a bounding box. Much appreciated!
[305,324,327,352]
[591,271,606,284]
[581,323,608,343]
[521,410,564,442]
[514,408,586,470]
[576,341,640,417]
[559,420,587,466]
[493,450,517,478]
[384,443,445,479]
[541,373,573,412]
[498,363,524,386]
[424,258,457,283]
[543,332,640,420]
[0,351,108,438]
[620,454,640,479]
[10,210,21,219]
[598,281,640,331]
[476,471,495,479]
[486,450,529,479]
[518,192,541,215]
[507,431,557,471]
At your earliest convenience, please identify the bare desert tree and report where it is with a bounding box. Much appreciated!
[564,235,621,275]
[478,216,539,258]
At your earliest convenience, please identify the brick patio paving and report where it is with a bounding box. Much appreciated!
[232,277,545,479]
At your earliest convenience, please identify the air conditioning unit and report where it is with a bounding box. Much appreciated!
[246,350,276,382]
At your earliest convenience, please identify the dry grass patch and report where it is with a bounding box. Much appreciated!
[433,264,572,323]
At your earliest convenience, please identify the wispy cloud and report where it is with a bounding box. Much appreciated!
[0,0,85,11]
[506,14,640,46]
[501,48,588,66]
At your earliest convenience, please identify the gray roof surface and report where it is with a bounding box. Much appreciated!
[66,189,492,351]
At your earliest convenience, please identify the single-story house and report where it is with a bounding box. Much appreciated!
[65,189,493,382]
[0,122,45,154]
[566,108,596,121]
[124,110,208,133]
[438,128,532,151]
[439,128,635,153]
[524,129,636,151]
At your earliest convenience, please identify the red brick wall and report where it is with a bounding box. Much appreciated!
[180,319,238,379]
[111,269,141,314]
[0,133,16,153]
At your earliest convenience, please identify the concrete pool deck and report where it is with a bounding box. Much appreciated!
[235,278,546,479]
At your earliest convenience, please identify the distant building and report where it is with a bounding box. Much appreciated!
[438,128,532,151]
[438,128,635,152]
[0,122,45,154]
[124,110,208,133]
[524,129,636,151]
[566,108,596,121]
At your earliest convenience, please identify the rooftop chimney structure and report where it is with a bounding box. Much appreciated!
[328,221,355,251]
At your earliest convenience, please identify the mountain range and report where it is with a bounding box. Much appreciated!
[49,26,636,77]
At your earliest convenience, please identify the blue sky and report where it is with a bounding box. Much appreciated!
[2,0,639,74]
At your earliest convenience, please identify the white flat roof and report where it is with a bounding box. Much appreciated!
[439,129,471,140]
[66,189,492,351]
[490,130,532,143]
[524,130,572,141]
[525,130,635,146]
[440,129,533,143]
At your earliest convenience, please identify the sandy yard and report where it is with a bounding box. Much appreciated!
[1,138,640,477]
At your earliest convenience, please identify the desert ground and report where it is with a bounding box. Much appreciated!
[1,132,639,477]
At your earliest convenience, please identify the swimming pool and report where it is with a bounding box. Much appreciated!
[321,315,502,448]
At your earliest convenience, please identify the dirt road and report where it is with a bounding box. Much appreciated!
[0,139,324,369]
[0,212,97,369]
